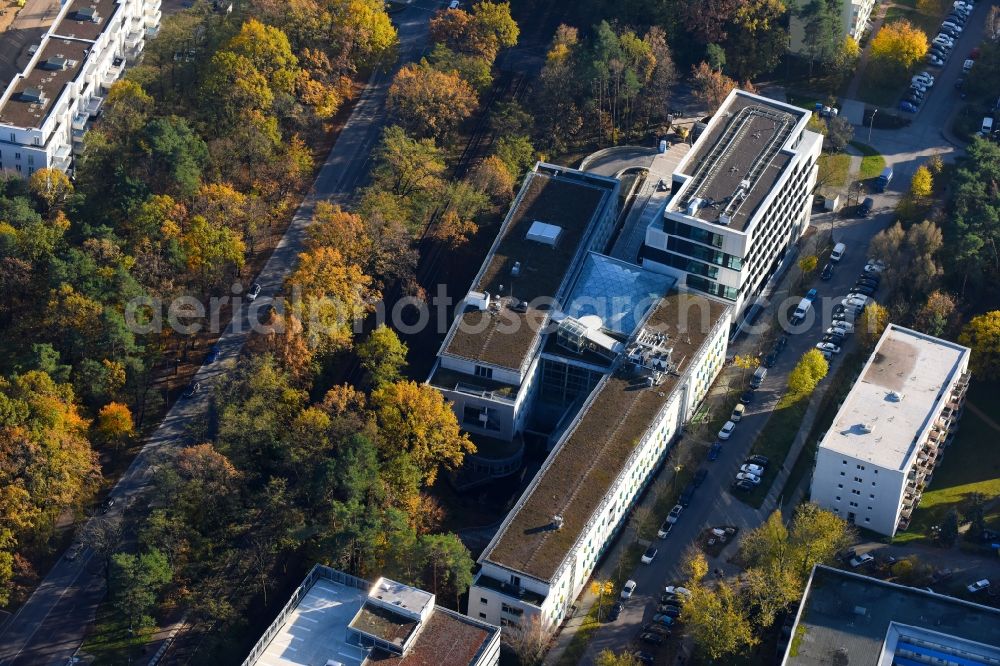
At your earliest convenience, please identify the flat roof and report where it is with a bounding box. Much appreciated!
[253,575,368,666]
[442,166,615,371]
[483,292,729,582]
[51,0,122,42]
[784,565,1000,666]
[349,604,419,649]
[668,91,806,232]
[820,324,969,470]
[0,38,89,129]
[368,609,495,665]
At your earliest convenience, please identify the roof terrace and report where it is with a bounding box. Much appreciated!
[784,565,1000,666]
[668,91,806,232]
[442,165,616,372]
[0,38,90,130]
[483,292,729,582]
[367,610,496,665]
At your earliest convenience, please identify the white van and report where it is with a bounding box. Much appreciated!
[982,117,994,136]
[750,366,767,389]
[731,403,746,422]
[830,242,847,262]
[793,298,812,322]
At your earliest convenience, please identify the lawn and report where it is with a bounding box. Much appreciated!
[734,392,810,508]
[850,141,886,181]
[818,153,851,190]
[80,602,158,664]
[857,65,907,107]
[894,381,1000,544]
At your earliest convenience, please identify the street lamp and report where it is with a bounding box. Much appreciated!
[867,108,878,144]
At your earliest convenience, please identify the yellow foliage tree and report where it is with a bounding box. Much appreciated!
[370,380,475,485]
[95,402,135,449]
[910,165,933,198]
[787,349,829,397]
[871,20,928,71]
[959,311,1000,380]
[28,168,74,215]
[858,302,889,349]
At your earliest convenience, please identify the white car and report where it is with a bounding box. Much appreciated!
[718,420,736,441]
[816,342,841,354]
[622,579,637,599]
[740,463,764,475]
[942,21,963,32]
[666,504,683,524]
[736,472,761,484]
[641,546,658,564]
[664,585,692,598]
[833,321,855,333]
[967,579,990,593]
[849,553,875,567]
[864,261,885,273]
[827,325,851,337]
[842,295,868,307]
[934,35,955,46]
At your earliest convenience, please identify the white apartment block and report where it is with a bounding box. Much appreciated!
[641,89,822,320]
[0,0,160,177]
[809,324,971,536]
[467,293,731,632]
[790,0,877,54]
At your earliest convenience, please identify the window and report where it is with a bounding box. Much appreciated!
[9,133,14,142]
[840,471,846,476]
[842,460,847,465]
[27,155,33,165]
[856,464,866,470]
[854,476,863,483]
[867,506,873,511]
[479,612,487,619]
[480,598,488,605]
[14,165,20,173]
[865,517,871,523]
[27,167,33,175]
[869,494,875,499]
[475,365,493,379]
[849,501,858,507]
[837,484,843,488]
[852,489,861,495]
[835,496,841,501]
[14,152,20,160]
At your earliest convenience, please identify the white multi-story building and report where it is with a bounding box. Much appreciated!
[790,0,878,55]
[641,89,822,320]
[0,0,160,176]
[809,324,971,536]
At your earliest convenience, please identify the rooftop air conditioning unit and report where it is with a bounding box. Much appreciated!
[511,261,521,277]
[686,198,703,216]
[887,391,904,402]
[859,423,873,434]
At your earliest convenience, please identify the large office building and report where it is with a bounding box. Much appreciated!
[429,163,733,632]
[0,0,160,176]
[789,0,877,55]
[782,565,1000,665]
[243,565,501,666]
[641,89,822,318]
[809,324,970,536]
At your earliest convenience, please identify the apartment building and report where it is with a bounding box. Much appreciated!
[790,0,877,55]
[809,324,971,536]
[243,565,501,666]
[0,0,160,176]
[641,89,822,319]
[783,565,1000,666]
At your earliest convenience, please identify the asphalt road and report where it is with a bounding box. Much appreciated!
[0,3,443,664]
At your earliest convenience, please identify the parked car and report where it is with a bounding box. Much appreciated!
[607,602,623,621]
[679,483,695,507]
[664,586,691,598]
[856,277,879,289]
[651,614,675,626]
[708,442,722,461]
[740,463,764,475]
[967,579,991,593]
[65,542,83,561]
[900,101,918,114]
[693,469,708,486]
[666,504,683,524]
[821,263,834,280]
[850,553,875,567]
[851,285,876,297]
[640,633,665,646]
[825,329,846,342]
[657,606,681,618]
[914,71,935,84]
[100,497,116,514]
[775,334,789,352]
[762,351,777,368]
[731,403,746,422]
[831,320,854,333]
[732,479,754,492]
[634,652,656,666]
[903,95,923,107]
[718,420,736,440]
[641,546,658,564]
[816,342,842,354]
[621,580,637,599]
[842,295,868,307]
[642,623,670,636]
[657,520,674,539]
[740,390,754,405]
[736,472,761,485]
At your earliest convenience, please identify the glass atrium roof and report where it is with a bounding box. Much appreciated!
[564,253,676,335]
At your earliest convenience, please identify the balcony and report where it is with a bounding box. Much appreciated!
[144,8,161,26]
[84,96,104,118]
[72,112,88,131]
[125,30,143,50]
[145,0,161,11]
[146,25,160,38]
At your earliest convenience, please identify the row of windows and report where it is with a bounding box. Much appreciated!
[663,217,724,249]
[686,274,739,301]
[667,236,743,270]
[0,150,35,164]
[641,245,720,280]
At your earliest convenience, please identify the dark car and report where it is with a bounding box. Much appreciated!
[860,271,881,283]
[679,483,696,507]
[182,381,201,399]
[775,334,789,351]
[732,479,754,492]
[205,344,220,364]
[708,442,722,461]
[746,455,770,467]
[607,602,623,621]
[763,351,777,368]
[100,497,115,514]
[833,304,847,317]
[859,197,875,217]
[740,390,754,404]
[640,633,665,646]
[642,624,672,636]
[693,469,708,486]
[955,76,965,89]
[856,278,879,289]
[657,606,681,617]
[821,263,834,281]
[660,593,679,604]
[851,285,876,297]
[634,653,656,666]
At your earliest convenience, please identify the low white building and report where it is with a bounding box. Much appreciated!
[789,0,877,55]
[0,0,160,176]
[641,89,822,321]
[809,324,971,536]
[467,292,731,632]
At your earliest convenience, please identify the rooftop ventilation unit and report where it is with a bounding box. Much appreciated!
[41,57,68,71]
[718,214,732,225]
[686,198,703,216]
[887,391,904,402]
[19,87,43,103]
[511,261,521,277]
[73,7,97,21]
[551,515,564,530]
[859,423,873,434]
[526,221,562,247]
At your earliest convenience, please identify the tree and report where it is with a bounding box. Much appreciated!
[596,651,641,666]
[357,325,408,387]
[327,0,399,73]
[200,51,275,126]
[825,117,855,152]
[724,0,789,80]
[787,349,829,396]
[470,155,515,203]
[370,380,475,485]
[109,548,172,630]
[178,214,246,293]
[28,168,74,216]
[857,302,889,349]
[798,255,819,275]
[959,311,1000,380]
[683,580,759,660]
[591,579,614,620]
[798,0,843,72]
[387,62,477,139]
[94,402,135,449]
[938,509,959,545]
[734,354,759,387]
[493,135,535,179]
[944,139,1000,297]
[914,290,955,336]
[910,165,933,199]
[691,61,739,111]
[705,43,727,71]
[286,247,377,355]
[430,1,518,62]
[869,221,943,300]
[870,20,929,73]
[506,616,548,665]
[417,533,474,607]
